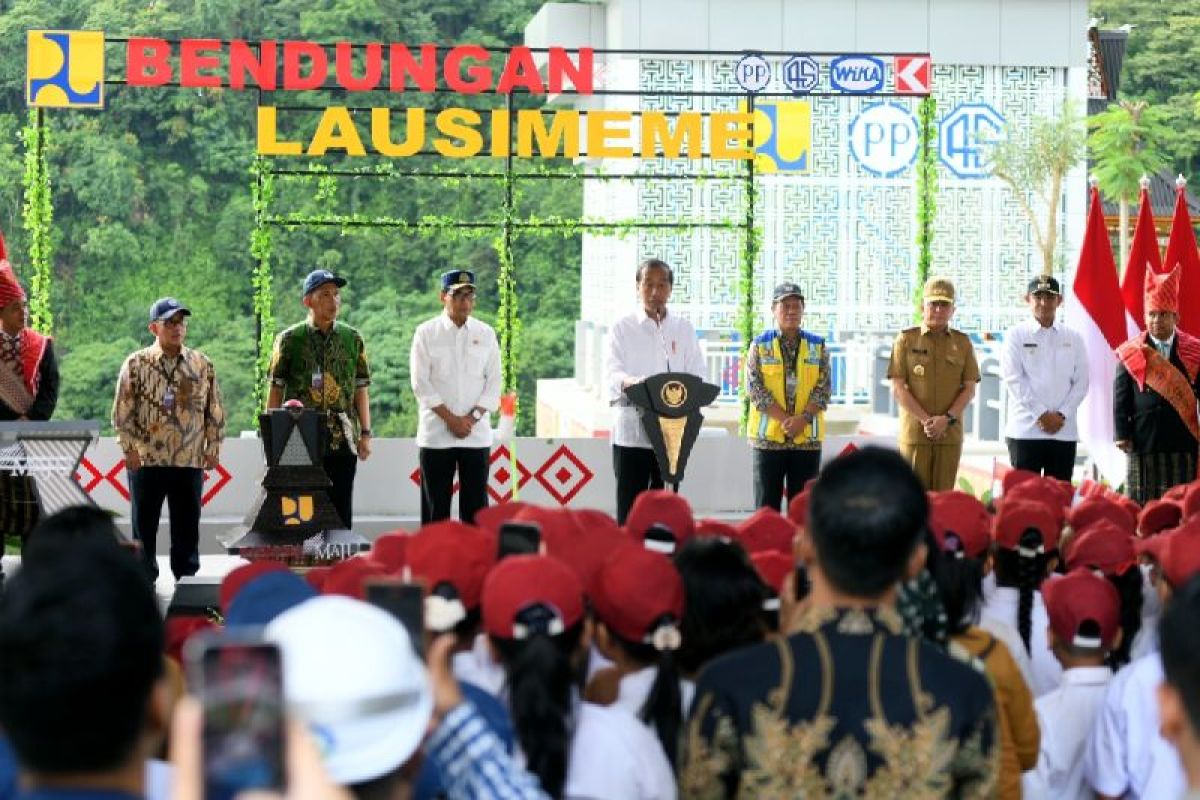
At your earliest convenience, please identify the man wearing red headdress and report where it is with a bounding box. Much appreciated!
[1114,266,1200,504]
[0,234,60,543]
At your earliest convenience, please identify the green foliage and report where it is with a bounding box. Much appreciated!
[914,96,937,321]
[20,109,53,333]
[1088,100,1170,203]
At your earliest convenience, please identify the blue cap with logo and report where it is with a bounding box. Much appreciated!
[441,270,476,293]
[303,269,347,296]
[149,297,191,323]
[772,282,804,303]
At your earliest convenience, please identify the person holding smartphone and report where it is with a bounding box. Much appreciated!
[410,270,502,525]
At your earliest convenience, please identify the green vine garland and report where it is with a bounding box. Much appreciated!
[21,109,54,334]
[914,96,938,320]
[250,156,276,410]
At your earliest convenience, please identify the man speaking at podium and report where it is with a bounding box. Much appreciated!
[605,258,705,523]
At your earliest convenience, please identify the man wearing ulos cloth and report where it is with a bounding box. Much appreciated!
[1114,265,1200,504]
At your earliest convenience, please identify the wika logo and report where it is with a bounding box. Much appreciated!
[829,55,884,93]
[27,30,105,109]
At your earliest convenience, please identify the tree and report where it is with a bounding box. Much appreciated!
[1089,99,1170,262]
[986,103,1087,274]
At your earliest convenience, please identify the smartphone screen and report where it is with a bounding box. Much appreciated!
[365,579,426,659]
[497,521,540,560]
[794,563,811,602]
[188,635,285,800]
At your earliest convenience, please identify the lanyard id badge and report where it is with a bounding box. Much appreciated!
[311,370,324,391]
[162,388,176,412]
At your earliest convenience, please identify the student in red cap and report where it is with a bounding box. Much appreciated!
[1064,521,1144,669]
[624,489,695,555]
[930,491,1038,800]
[1024,569,1120,799]
[481,555,674,799]
[980,498,1063,696]
[1156,574,1200,796]
[589,544,686,767]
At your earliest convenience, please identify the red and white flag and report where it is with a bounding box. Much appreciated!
[1162,176,1200,336]
[1064,182,1137,486]
[1121,183,1161,331]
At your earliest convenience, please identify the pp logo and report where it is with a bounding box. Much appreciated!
[849,102,918,178]
[735,53,771,93]
[782,55,819,94]
[939,103,1004,179]
[744,100,812,174]
[26,30,105,109]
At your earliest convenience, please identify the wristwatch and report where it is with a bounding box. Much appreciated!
[359,428,372,437]
[946,412,958,426]
[470,408,485,422]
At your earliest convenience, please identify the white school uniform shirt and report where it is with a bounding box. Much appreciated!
[566,702,677,800]
[978,614,1035,691]
[605,309,706,448]
[1023,665,1113,799]
[1084,652,1186,799]
[980,586,1062,696]
[1131,565,1161,661]
[410,312,502,449]
[452,633,507,698]
[1001,317,1089,440]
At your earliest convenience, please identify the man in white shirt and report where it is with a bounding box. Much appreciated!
[605,259,705,524]
[1000,275,1089,481]
[410,270,502,524]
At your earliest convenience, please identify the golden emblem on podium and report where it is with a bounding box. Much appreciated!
[660,380,687,408]
[658,416,687,475]
[913,364,925,377]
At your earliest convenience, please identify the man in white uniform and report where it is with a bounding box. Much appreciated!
[410,270,502,524]
[605,259,705,524]
[1000,275,1089,480]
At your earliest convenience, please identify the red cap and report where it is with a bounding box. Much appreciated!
[590,544,685,646]
[1145,264,1181,314]
[994,499,1061,552]
[1138,499,1182,538]
[1164,483,1190,503]
[625,490,695,551]
[735,507,796,555]
[928,491,992,559]
[473,501,531,533]
[1183,483,1200,522]
[1136,518,1200,588]
[694,518,739,539]
[750,551,793,596]
[515,505,623,588]
[482,555,585,640]
[1065,520,1137,576]
[322,556,389,600]
[304,566,332,592]
[1003,478,1070,527]
[1069,497,1137,538]
[1042,569,1121,650]
[405,522,496,610]
[1002,468,1040,494]
[786,490,811,529]
[0,260,25,309]
[164,616,218,664]
[368,531,409,572]
[219,561,290,612]
[572,508,621,534]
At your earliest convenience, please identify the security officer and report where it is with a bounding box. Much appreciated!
[887,277,980,490]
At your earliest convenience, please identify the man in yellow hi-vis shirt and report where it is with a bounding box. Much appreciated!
[744,282,831,511]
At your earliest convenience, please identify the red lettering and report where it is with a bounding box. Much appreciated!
[496,47,544,94]
[180,39,223,87]
[230,40,276,90]
[335,42,382,92]
[127,38,172,86]
[282,41,328,90]
[548,47,593,95]
[388,43,437,93]
[444,45,492,94]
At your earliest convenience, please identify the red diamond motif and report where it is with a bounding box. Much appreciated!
[201,463,232,506]
[488,446,531,504]
[105,460,131,501]
[534,445,595,505]
[74,456,103,494]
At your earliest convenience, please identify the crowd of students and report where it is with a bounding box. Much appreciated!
[0,446,1199,799]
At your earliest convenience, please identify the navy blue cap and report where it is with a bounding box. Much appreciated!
[149,297,191,322]
[225,571,317,628]
[441,270,476,293]
[772,282,804,303]
[303,269,347,296]
[1027,275,1061,296]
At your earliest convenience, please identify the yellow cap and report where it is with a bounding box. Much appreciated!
[923,277,956,304]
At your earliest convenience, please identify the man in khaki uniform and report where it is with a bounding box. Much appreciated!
[887,277,980,490]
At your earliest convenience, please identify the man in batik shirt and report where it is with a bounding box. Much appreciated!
[112,297,225,581]
[267,270,372,529]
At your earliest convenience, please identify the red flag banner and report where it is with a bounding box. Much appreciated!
[1163,180,1200,336]
[1121,186,1161,330]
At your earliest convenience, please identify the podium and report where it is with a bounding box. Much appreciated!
[0,421,99,538]
[623,373,719,490]
[222,408,367,564]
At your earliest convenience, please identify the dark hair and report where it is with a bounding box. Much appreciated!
[0,536,164,773]
[491,622,585,798]
[24,504,124,557]
[808,446,928,597]
[1160,573,1200,733]
[672,538,767,676]
[1106,569,1143,670]
[606,629,683,768]
[992,529,1051,654]
[636,259,674,286]
[932,534,987,636]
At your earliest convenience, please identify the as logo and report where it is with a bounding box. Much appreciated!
[27,30,104,109]
[281,495,314,525]
[743,100,812,174]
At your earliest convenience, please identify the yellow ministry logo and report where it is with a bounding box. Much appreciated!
[743,100,812,174]
[281,495,314,525]
[27,30,105,109]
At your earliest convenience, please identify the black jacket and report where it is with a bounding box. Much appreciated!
[1113,340,1200,454]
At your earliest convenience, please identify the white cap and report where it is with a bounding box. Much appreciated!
[266,596,433,785]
